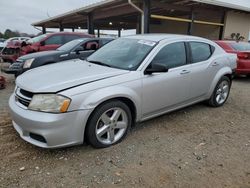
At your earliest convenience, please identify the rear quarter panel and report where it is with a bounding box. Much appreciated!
[206,53,236,98]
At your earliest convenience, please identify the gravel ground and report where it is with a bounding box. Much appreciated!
[0,69,250,188]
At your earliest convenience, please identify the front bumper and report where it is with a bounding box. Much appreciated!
[9,94,91,148]
[1,54,18,63]
[2,62,24,75]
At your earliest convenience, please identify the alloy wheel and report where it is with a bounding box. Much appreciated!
[215,80,229,105]
[95,107,128,145]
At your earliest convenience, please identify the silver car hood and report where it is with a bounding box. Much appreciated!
[16,60,129,93]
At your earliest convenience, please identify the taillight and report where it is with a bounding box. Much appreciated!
[237,52,249,59]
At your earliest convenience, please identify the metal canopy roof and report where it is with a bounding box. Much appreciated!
[32,0,135,29]
[32,0,249,30]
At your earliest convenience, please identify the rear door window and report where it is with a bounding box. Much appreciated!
[82,41,99,51]
[45,35,64,45]
[189,42,213,63]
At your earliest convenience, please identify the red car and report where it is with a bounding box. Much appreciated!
[1,32,93,63]
[215,40,250,76]
[0,40,22,63]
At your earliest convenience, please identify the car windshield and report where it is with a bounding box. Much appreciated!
[27,34,48,44]
[230,42,250,51]
[57,39,85,51]
[87,38,156,70]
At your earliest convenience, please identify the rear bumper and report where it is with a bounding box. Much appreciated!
[236,68,250,75]
[237,59,250,75]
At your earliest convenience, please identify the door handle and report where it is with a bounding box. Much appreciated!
[212,62,219,66]
[180,70,190,75]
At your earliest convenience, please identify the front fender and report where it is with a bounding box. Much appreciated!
[33,57,56,68]
[207,67,232,98]
[68,85,142,121]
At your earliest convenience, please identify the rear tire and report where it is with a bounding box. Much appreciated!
[85,100,132,148]
[208,76,231,107]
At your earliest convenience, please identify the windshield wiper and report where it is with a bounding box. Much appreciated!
[87,60,111,67]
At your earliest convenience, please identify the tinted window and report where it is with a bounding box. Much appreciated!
[28,34,47,44]
[152,42,186,69]
[83,41,99,51]
[190,42,212,63]
[45,35,63,45]
[57,39,85,51]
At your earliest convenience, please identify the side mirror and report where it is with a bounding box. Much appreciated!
[75,46,84,54]
[40,41,45,46]
[145,63,168,75]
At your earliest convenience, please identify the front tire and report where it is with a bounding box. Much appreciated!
[208,76,231,107]
[85,100,132,148]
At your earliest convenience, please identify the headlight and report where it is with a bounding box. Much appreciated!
[28,94,71,113]
[23,58,35,68]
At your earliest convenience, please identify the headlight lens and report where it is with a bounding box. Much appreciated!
[23,58,35,68]
[28,94,71,113]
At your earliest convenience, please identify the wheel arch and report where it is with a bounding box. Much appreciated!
[84,96,137,143]
[207,67,233,98]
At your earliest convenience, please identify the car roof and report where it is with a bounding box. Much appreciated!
[72,37,114,42]
[124,34,206,42]
[48,32,91,36]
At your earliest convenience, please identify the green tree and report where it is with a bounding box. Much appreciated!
[3,29,20,39]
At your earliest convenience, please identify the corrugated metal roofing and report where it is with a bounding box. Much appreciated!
[32,0,117,26]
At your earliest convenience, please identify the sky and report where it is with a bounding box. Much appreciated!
[0,0,105,34]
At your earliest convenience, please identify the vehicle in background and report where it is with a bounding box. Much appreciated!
[0,37,30,52]
[0,76,6,89]
[3,38,113,77]
[0,37,31,63]
[0,38,6,52]
[9,34,236,149]
[22,32,93,54]
[1,40,23,63]
[215,40,250,76]
[0,32,93,63]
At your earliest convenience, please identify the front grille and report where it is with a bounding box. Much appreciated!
[20,89,33,98]
[15,87,33,108]
[9,62,23,70]
[2,48,19,55]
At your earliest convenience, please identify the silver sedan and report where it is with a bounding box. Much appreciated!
[9,34,236,148]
